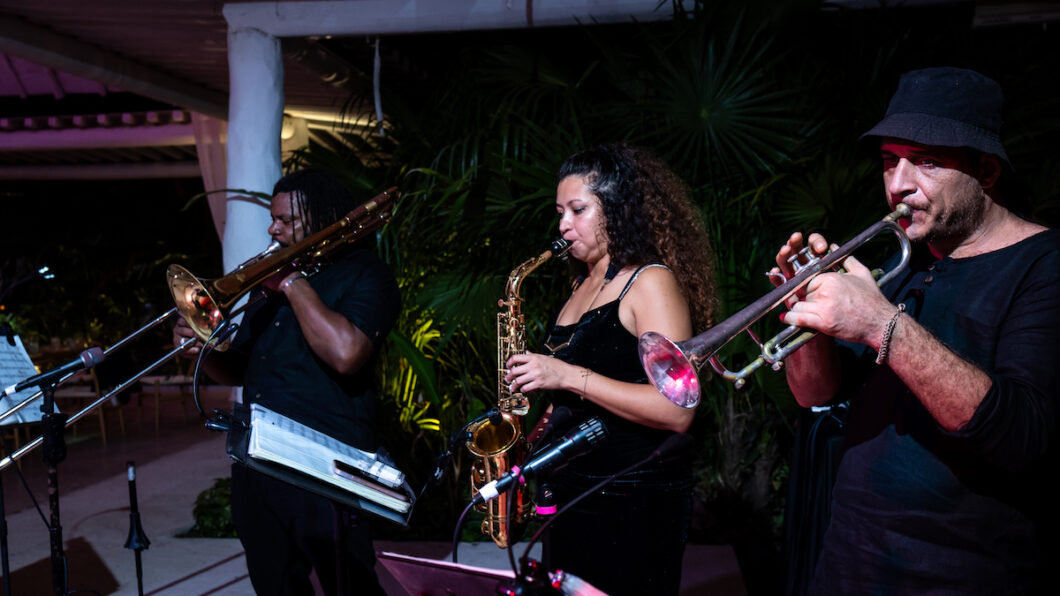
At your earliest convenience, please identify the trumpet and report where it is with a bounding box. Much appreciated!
[1,187,398,471]
[639,203,912,408]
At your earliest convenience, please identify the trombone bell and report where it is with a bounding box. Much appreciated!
[164,186,399,351]
[167,264,228,349]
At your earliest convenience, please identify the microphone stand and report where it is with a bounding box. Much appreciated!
[502,435,692,596]
[124,461,151,596]
[39,381,69,596]
[1,431,12,596]
[0,327,10,595]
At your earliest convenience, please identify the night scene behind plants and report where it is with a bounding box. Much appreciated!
[3,1,1058,592]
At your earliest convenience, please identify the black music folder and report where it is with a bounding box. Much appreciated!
[226,403,416,526]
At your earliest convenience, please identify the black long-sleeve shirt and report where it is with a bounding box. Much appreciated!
[813,229,1060,595]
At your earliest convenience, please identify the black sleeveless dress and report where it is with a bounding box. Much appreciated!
[541,265,693,596]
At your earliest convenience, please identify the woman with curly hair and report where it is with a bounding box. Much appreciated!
[505,143,717,595]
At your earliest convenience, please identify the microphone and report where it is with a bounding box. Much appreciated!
[508,431,695,593]
[1,347,105,398]
[473,417,607,505]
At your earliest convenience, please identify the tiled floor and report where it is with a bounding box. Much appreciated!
[1,386,745,595]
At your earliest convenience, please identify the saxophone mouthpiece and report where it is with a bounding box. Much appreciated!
[551,238,572,260]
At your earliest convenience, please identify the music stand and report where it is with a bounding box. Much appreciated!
[377,551,514,595]
[1,334,58,596]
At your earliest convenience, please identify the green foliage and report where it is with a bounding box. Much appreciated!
[11,0,1054,567]
[291,2,1060,559]
[179,477,238,538]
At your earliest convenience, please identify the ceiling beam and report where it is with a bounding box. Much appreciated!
[0,123,197,150]
[0,52,28,98]
[0,162,202,180]
[224,0,678,37]
[0,14,228,119]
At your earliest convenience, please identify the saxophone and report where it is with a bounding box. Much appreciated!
[467,237,571,548]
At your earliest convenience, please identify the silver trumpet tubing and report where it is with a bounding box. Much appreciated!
[639,203,912,408]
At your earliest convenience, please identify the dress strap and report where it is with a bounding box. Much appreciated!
[618,263,671,300]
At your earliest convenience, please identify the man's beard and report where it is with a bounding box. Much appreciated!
[923,187,987,247]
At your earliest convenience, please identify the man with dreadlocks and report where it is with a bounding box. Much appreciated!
[174,168,400,595]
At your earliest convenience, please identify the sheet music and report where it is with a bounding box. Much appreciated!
[247,403,411,513]
[0,335,52,426]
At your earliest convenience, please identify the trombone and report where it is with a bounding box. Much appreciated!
[639,203,912,408]
[0,187,398,471]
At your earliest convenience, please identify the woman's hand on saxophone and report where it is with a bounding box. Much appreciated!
[505,353,578,395]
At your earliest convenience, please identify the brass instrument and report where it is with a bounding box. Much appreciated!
[639,204,912,408]
[1,187,398,471]
[467,237,571,548]
[169,187,398,348]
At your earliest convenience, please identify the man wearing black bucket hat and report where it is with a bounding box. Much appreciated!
[772,67,1060,593]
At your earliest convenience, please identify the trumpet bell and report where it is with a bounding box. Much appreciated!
[639,332,701,408]
[167,264,229,350]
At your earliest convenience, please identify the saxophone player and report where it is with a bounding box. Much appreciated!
[504,144,718,596]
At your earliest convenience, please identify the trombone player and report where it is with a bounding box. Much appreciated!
[772,68,1059,593]
[173,169,400,596]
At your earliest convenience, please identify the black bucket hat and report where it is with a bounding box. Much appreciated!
[861,67,1009,166]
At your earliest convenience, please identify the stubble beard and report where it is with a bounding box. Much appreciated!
[922,180,988,249]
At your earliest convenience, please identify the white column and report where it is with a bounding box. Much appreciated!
[223,26,283,272]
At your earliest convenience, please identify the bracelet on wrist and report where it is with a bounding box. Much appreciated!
[875,303,906,365]
[280,272,305,293]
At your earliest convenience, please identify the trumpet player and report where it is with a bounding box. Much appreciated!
[173,169,400,596]
[772,68,1059,594]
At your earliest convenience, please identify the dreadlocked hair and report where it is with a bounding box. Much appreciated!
[272,168,357,236]
[558,143,717,333]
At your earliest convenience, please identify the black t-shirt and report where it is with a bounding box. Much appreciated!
[230,248,400,450]
[814,229,1060,594]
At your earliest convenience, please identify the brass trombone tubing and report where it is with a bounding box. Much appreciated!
[2,187,398,470]
[0,307,193,471]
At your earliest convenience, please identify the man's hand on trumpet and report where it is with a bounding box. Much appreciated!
[768,231,899,352]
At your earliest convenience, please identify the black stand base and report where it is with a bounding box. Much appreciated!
[497,559,563,596]
[41,393,69,596]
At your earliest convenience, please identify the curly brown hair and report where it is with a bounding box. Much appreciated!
[558,143,718,332]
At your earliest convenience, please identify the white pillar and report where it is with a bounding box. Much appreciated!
[223,26,283,272]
